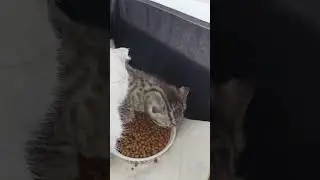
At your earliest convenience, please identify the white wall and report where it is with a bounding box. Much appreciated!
[149,0,210,23]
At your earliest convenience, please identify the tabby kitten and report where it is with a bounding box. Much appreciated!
[25,41,110,180]
[25,17,111,179]
[119,62,190,128]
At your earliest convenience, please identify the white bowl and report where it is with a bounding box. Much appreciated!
[111,127,177,163]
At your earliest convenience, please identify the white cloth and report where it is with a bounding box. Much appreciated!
[110,46,130,153]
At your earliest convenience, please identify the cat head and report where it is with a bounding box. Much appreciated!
[145,86,190,127]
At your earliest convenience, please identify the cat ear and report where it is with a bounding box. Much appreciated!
[179,86,190,99]
[148,104,171,127]
[147,104,166,120]
[145,91,165,114]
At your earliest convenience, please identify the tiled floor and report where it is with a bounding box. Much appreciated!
[0,0,58,179]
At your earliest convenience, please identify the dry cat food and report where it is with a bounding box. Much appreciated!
[117,111,172,158]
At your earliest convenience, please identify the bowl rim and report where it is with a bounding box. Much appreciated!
[111,127,177,162]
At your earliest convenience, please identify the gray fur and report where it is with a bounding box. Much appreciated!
[212,78,255,180]
[25,10,110,179]
[119,62,190,128]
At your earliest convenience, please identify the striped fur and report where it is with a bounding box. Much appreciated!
[25,12,110,179]
[119,62,190,128]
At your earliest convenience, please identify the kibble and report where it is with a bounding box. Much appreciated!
[117,111,171,158]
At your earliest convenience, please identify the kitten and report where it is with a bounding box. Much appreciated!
[25,20,112,180]
[25,46,110,180]
[119,62,190,128]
